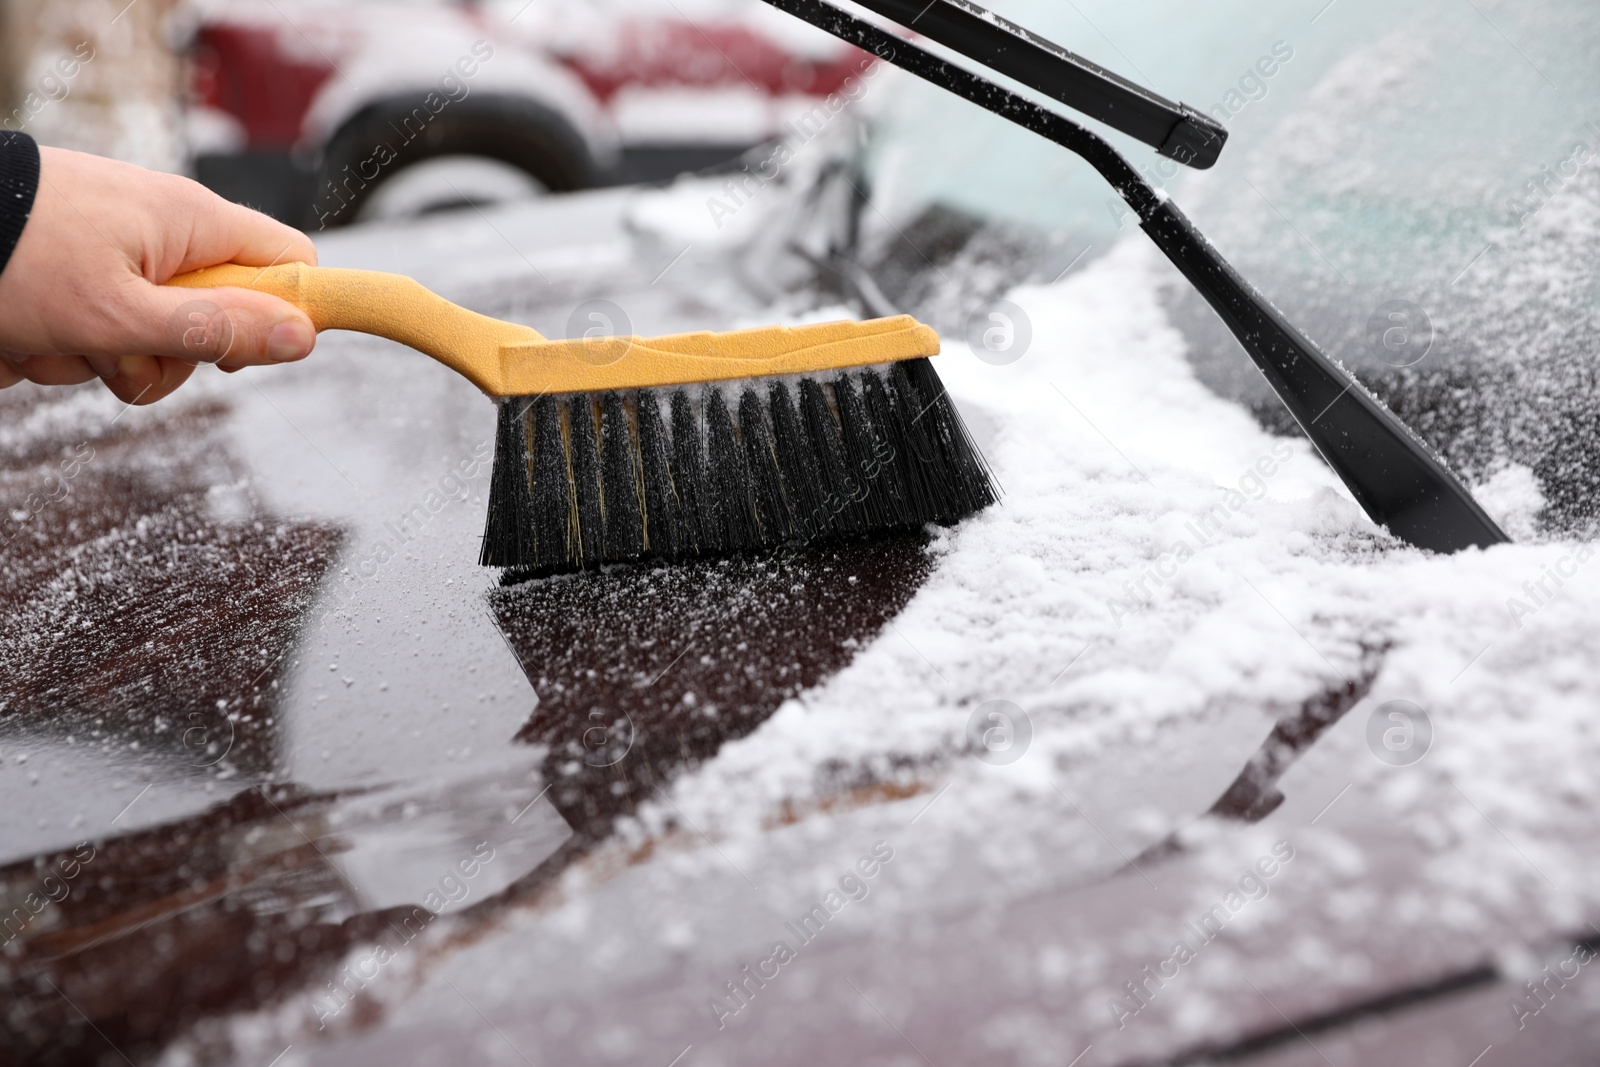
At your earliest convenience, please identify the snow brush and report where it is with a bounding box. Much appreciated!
[168,263,997,577]
[761,0,1509,553]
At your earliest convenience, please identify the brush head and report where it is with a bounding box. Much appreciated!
[479,358,998,579]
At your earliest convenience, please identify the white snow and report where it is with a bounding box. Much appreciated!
[630,231,1600,941]
[1474,463,1546,542]
[650,237,1349,833]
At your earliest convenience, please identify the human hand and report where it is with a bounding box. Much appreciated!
[0,146,318,405]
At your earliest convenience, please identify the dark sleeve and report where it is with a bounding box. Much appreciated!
[0,131,40,279]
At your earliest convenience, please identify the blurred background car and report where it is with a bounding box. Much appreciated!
[186,0,870,227]
[2,0,869,226]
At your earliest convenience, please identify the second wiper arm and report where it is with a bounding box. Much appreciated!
[849,0,1228,168]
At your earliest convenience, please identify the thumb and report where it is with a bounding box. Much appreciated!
[131,281,317,367]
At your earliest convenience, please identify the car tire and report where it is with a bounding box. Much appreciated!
[312,92,599,228]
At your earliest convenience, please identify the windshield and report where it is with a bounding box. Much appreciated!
[869,0,1600,532]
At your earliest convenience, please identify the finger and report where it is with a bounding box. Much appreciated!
[104,277,317,367]
[174,185,318,274]
[95,355,196,405]
[6,353,99,387]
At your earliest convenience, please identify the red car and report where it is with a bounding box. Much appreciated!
[187,0,870,227]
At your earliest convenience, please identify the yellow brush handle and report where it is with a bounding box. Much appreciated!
[168,263,542,388]
[169,262,942,398]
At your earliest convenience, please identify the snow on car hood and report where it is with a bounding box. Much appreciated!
[310,231,1600,1066]
[653,233,1578,844]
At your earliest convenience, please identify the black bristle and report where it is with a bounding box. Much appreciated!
[530,394,575,570]
[738,387,790,542]
[798,378,866,538]
[704,388,761,550]
[835,372,912,528]
[669,390,709,557]
[883,360,960,520]
[636,393,681,560]
[568,396,605,568]
[861,367,936,522]
[600,392,645,561]
[480,398,535,566]
[770,382,830,539]
[483,357,999,580]
[900,357,999,516]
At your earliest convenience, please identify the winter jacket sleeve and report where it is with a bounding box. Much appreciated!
[0,131,40,280]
